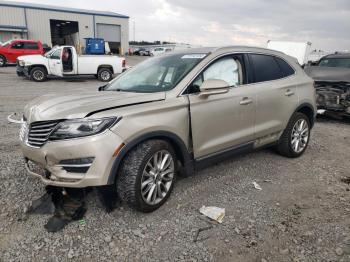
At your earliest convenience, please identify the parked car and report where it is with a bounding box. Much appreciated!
[133,47,150,56]
[20,46,316,212]
[42,43,52,53]
[304,53,350,117]
[0,39,44,67]
[150,47,166,56]
[16,45,126,82]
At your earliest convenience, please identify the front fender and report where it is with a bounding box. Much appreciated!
[107,131,194,184]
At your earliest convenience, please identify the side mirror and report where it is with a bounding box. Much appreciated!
[199,79,230,97]
[98,85,106,91]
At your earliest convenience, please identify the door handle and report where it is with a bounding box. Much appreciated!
[239,97,253,105]
[56,62,61,65]
[285,89,295,96]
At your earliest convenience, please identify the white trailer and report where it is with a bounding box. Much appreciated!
[267,40,312,65]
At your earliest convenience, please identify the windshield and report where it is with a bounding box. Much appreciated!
[1,40,12,47]
[44,47,58,57]
[319,58,350,68]
[104,53,207,93]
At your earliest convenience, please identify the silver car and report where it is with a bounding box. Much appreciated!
[20,46,316,212]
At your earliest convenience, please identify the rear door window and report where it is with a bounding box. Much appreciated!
[24,42,39,50]
[249,54,284,83]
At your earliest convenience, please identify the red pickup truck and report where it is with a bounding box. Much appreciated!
[0,39,44,67]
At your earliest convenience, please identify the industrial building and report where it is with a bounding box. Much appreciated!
[0,0,129,54]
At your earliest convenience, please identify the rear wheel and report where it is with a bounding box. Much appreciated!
[276,112,310,158]
[117,140,177,212]
[30,67,47,82]
[0,55,6,67]
[97,68,113,82]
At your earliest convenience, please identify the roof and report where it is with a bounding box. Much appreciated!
[0,0,129,18]
[322,53,350,59]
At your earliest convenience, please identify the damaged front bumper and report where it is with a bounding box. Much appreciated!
[20,129,124,188]
[315,81,350,117]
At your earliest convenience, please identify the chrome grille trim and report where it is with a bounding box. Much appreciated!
[26,120,60,147]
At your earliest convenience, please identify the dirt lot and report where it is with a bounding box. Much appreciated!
[0,60,349,262]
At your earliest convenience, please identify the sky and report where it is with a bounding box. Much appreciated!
[12,0,350,51]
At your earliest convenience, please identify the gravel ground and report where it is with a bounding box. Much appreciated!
[0,60,349,262]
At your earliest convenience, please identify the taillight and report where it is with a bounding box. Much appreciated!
[122,59,126,68]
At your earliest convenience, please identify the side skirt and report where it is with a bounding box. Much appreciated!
[194,142,254,170]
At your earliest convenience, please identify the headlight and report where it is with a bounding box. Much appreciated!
[49,117,120,140]
[19,60,25,66]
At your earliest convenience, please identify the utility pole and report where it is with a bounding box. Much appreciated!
[133,19,135,42]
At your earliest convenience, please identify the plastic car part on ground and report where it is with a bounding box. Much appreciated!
[252,181,262,190]
[26,185,119,232]
[199,206,225,223]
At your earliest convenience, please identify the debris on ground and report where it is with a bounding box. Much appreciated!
[199,206,225,223]
[25,185,120,232]
[252,181,262,190]
[44,187,87,232]
[26,192,55,215]
[193,225,213,242]
[340,177,350,184]
[96,185,120,212]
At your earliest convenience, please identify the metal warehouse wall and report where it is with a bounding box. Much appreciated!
[25,9,94,46]
[94,15,129,54]
[0,6,26,26]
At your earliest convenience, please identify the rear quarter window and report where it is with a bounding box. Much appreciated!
[24,42,39,50]
[275,57,295,77]
[249,54,284,83]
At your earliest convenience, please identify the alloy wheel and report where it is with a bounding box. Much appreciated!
[0,57,4,66]
[141,150,175,205]
[291,119,309,153]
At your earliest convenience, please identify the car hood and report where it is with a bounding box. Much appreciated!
[24,91,166,123]
[17,54,47,64]
[304,66,350,82]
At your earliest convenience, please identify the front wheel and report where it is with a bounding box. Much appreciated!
[97,68,113,82]
[117,140,177,212]
[0,55,6,67]
[276,112,310,158]
[30,67,47,82]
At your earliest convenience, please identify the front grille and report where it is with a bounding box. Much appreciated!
[27,120,60,147]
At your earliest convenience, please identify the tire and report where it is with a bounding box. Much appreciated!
[276,112,311,158]
[0,55,6,67]
[97,68,113,82]
[30,67,47,82]
[117,140,177,212]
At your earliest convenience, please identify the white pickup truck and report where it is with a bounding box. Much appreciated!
[16,46,126,82]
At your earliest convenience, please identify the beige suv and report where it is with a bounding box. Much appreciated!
[20,46,316,212]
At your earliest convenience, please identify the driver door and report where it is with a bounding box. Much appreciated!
[48,49,63,77]
[188,55,257,159]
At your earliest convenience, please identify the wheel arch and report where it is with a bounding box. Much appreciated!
[98,64,114,74]
[107,131,193,184]
[294,103,316,128]
[28,64,48,74]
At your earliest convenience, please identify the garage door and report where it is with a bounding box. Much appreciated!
[96,24,121,42]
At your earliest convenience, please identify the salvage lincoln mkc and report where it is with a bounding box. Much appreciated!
[20,46,316,212]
